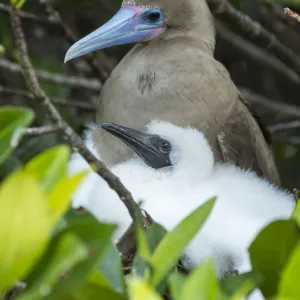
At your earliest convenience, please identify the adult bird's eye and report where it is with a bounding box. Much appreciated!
[160,141,171,153]
[146,10,162,23]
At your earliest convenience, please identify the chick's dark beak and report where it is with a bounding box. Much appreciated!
[100,122,172,169]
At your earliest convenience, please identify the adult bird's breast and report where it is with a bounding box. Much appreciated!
[93,44,238,165]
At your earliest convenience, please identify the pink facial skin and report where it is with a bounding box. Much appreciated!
[145,26,166,41]
[122,4,166,41]
[122,4,148,14]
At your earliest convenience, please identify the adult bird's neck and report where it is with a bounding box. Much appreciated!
[164,0,216,55]
[140,0,216,56]
[154,26,216,56]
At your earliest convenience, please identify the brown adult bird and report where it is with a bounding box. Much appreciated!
[65,0,280,185]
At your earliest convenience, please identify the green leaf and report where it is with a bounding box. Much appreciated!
[99,242,125,294]
[74,283,125,300]
[0,106,34,165]
[50,271,126,300]
[220,271,263,299]
[150,197,216,286]
[25,145,70,194]
[291,201,300,226]
[47,171,87,226]
[168,273,187,300]
[0,171,49,293]
[75,271,126,300]
[11,0,27,9]
[133,223,167,279]
[46,214,116,297]
[18,232,88,300]
[136,223,151,262]
[132,253,151,279]
[179,258,220,300]
[278,242,300,299]
[86,269,111,289]
[127,276,164,300]
[146,223,168,253]
[249,220,300,298]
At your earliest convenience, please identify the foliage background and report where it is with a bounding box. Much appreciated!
[1,0,300,299]
[0,0,300,189]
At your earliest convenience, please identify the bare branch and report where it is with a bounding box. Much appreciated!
[294,189,300,202]
[217,23,300,87]
[268,121,300,133]
[0,59,101,91]
[0,3,54,25]
[39,1,110,82]
[0,85,96,111]
[284,7,300,23]
[4,281,26,300]
[9,5,141,224]
[24,125,60,136]
[240,88,300,118]
[0,2,114,80]
[209,0,300,79]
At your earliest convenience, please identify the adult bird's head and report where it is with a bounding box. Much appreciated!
[100,121,215,180]
[64,0,215,62]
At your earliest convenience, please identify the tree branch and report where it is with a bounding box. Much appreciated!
[209,0,300,79]
[0,85,97,111]
[284,7,300,23]
[268,120,300,133]
[217,23,300,87]
[24,125,60,136]
[39,1,110,82]
[240,88,300,118]
[0,2,114,81]
[0,58,101,91]
[9,5,141,224]
[0,3,54,25]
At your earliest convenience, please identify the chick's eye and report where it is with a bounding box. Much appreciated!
[146,10,162,23]
[160,141,171,153]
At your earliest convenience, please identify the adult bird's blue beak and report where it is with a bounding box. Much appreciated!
[64,4,166,62]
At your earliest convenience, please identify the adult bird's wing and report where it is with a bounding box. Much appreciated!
[217,94,280,186]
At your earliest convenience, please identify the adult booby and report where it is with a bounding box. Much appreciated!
[65,0,280,185]
[68,121,294,284]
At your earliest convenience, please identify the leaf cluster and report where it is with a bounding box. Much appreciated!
[1,106,300,300]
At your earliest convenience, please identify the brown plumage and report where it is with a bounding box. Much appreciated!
[80,0,280,184]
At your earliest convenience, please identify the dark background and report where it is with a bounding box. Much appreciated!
[0,0,299,189]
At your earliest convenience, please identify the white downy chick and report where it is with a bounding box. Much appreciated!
[68,121,295,299]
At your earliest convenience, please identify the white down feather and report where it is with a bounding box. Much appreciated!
[68,121,295,299]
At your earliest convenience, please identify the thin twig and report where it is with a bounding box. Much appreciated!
[9,5,140,224]
[268,120,300,133]
[39,0,111,82]
[0,2,113,80]
[0,59,101,91]
[209,0,300,79]
[217,23,300,87]
[260,1,300,28]
[24,125,60,136]
[4,281,26,300]
[0,3,54,25]
[293,189,300,202]
[3,0,300,84]
[0,86,97,111]
[284,7,300,23]
[240,88,300,118]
